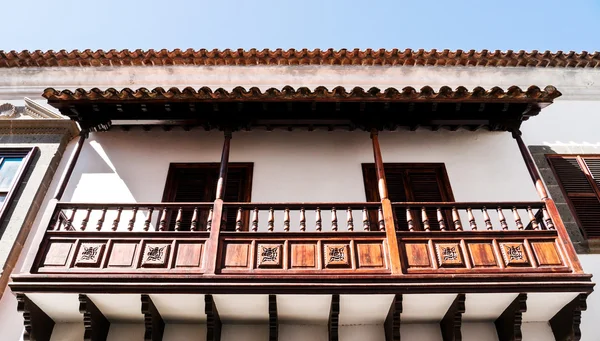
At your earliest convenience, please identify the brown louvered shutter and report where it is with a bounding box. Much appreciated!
[362,164,454,231]
[548,156,600,238]
[162,163,253,231]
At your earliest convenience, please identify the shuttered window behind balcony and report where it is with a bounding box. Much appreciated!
[362,163,454,231]
[547,156,600,238]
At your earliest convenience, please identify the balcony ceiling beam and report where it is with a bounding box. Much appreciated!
[205,295,222,341]
[384,294,402,341]
[494,293,527,341]
[141,294,164,341]
[550,293,588,341]
[440,294,465,341]
[16,293,55,341]
[80,294,110,341]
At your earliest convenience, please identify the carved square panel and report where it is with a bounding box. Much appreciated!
[223,243,250,268]
[108,243,138,267]
[141,243,171,268]
[434,243,464,267]
[175,243,204,268]
[530,241,562,266]
[290,243,317,269]
[356,243,384,268]
[75,243,106,267]
[467,243,498,267]
[499,243,530,266]
[43,242,73,267]
[404,243,431,268]
[257,244,283,268]
[324,244,351,268]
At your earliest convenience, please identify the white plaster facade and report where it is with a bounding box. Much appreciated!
[0,62,599,340]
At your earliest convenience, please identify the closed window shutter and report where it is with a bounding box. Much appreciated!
[548,156,600,238]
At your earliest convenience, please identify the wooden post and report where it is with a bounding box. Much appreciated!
[205,130,232,274]
[54,130,88,200]
[512,129,583,273]
[371,130,402,275]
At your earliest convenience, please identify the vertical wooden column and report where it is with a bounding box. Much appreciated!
[371,130,402,274]
[512,130,583,272]
[205,130,232,274]
[54,130,88,200]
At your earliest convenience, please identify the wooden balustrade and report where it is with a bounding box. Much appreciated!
[390,201,555,232]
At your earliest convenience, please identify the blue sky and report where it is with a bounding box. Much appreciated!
[2,0,599,51]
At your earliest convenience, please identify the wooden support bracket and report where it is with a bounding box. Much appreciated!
[384,294,402,341]
[269,294,278,341]
[329,294,340,341]
[79,294,110,341]
[206,295,222,341]
[141,294,164,341]
[440,294,465,341]
[16,293,55,341]
[550,293,588,341]
[494,293,527,341]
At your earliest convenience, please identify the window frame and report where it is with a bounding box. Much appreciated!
[0,148,37,227]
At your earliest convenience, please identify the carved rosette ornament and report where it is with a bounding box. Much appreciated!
[257,244,282,268]
[141,244,170,267]
[500,243,529,266]
[435,243,464,267]
[324,244,350,268]
[0,103,17,119]
[75,243,105,267]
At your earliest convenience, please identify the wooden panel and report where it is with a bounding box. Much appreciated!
[290,243,317,269]
[324,244,351,268]
[257,244,283,268]
[499,242,530,267]
[43,242,73,267]
[467,242,498,267]
[107,242,138,267]
[531,241,563,266]
[404,243,431,268]
[175,243,204,267]
[140,243,171,268]
[356,243,384,268]
[434,242,465,268]
[74,243,106,267]
[223,243,250,268]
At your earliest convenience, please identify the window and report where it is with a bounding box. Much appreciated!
[547,155,600,238]
[0,148,36,225]
[162,163,253,231]
[362,163,454,231]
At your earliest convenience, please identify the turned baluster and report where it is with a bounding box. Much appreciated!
[96,208,107,231]
[81,208,92,231]
[378,207,385,231]
[437,208,446,231]
[143,208,154,231]
[268,208,275,232]
[251,208,259,232]
[513,207,524,230]
[542,206,555,230]
[283,208,290,232]
[421,207,430,232]
[174,207,183,231]
[497,207,508,230]
[527,207,540,230]
[128,207,138,231]
[299,208,306,232]
[407,208,415,232]
[315,208,322,231]
[206,208,213,231]
[331,208,338,232]
[362,207,371,231]
[190,207,199,231]
[159,207,168,231]
[452,207,462,231]
[466,208,477,231]
[235,208,243,232]
[112,207,123,231]
[65,208,77,231]
[482,207,493,230]
[346,208,354,231]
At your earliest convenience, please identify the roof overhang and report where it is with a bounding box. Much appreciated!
[43,85,561,132]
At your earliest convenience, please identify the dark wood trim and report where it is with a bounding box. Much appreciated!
[550,293,588,341]
[494,293,527,341]
[205,294,222,341]
[141,294,164,341]
[216,130,232,200]
[0,147,37,229]
[440,294,465,341]
[79,294,110,341]
[16,293,55,341]
[328,294,340,341]
[54,132,87,200]
[269,294,278,341]
[384,294,402,341]
[512,131,549,200]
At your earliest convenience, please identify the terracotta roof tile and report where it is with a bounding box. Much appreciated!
[1,49,599,68]
[42,85,561,103]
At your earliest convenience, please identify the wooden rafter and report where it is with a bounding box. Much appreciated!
[79,294,110,341]
[494,293,527,341]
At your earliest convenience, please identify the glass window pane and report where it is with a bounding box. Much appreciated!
[0,157,23,191]
[0,193,6,206]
